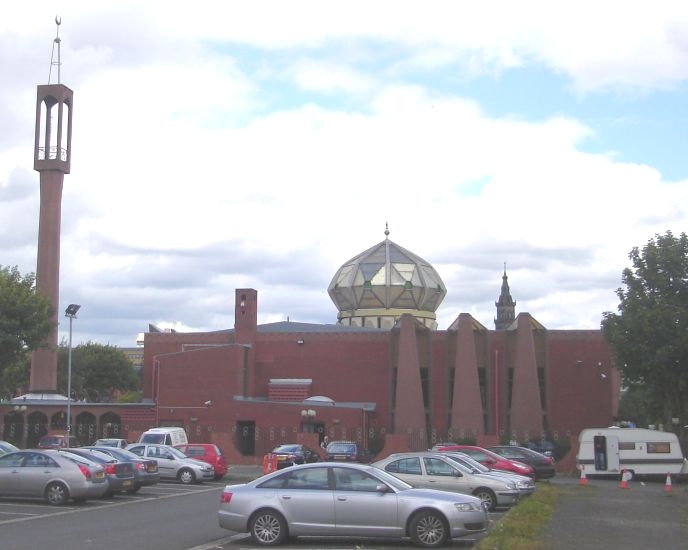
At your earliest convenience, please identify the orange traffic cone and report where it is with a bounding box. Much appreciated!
[664,473,673,493]
[619,469,630,489]
[579,465,588,485]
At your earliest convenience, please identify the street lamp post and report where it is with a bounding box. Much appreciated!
[64,303,81,447]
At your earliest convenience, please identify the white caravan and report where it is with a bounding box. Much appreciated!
[577,427,688,479]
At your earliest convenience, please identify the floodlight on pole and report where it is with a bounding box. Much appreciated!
[65,303,81,447]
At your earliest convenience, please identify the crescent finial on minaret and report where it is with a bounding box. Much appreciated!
[384,222,390,238]
[49,16,62,84]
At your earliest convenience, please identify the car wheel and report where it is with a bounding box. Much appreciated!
[213,474,224,481]
[250,509,288,546]
[409,510,448,548]
[126,485,141,494]
[178,468,196,484]
[45,482,69,506]
[473,487,497,511]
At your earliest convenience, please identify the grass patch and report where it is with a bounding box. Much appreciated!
[475,483,561,550]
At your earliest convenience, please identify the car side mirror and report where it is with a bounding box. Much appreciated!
[375,484,389,493]
[453,470,463,478]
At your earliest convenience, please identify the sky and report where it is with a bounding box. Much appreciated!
[1,1,687,348]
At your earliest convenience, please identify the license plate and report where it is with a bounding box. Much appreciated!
[95,472,104,479]
[277,456,286,461]
[123,480,132,487]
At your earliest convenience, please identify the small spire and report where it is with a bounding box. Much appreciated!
[48,16,62,85]
[384,222,390,239]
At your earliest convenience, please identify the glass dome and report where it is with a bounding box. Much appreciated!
[328,228,446,329]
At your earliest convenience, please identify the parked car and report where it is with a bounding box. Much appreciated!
[324,440,371,463]
[83,446,160,492]
[0,449,108,505]
[487,446,556,480]
[441,452,536,497]
[431,444,535,478]
[57,448,136,497]
[264,443,320,470]
[37,434,79,449]
[127,443,214,484]
[94,438,129,449]
[218,462,488,547]
[175,443,228,480]
[527,439,556,458]
[0,440,19,456]
[373,451,520,511]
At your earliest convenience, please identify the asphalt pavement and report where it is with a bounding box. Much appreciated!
[538,474,688,549]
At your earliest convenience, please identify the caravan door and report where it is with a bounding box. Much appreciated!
[593,435,620,472]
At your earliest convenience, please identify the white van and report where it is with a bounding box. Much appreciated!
[138,427,188,447]
[577,427,688,479]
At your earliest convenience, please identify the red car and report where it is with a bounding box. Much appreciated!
[175,443,228,481]
[37,434,79,449]
[432,444,535,478]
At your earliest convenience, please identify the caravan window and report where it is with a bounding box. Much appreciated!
[647,442,671,454]
[619,442,635,451]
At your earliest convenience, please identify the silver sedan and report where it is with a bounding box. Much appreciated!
[0,449,108,505]
[373,451,520,511]
[218,462,488,547]
[441,452,536,497]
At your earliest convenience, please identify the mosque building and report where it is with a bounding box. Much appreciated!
[139,228,619,463]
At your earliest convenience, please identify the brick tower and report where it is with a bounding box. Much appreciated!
[29,18,73,393]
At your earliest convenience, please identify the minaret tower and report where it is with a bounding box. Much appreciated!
[494,263,516,329]
[29,17,74,394]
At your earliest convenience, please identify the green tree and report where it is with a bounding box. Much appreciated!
[0,265,54,376]
[0,355,30,401]
[57,342,140,402]
[601,231,688,429]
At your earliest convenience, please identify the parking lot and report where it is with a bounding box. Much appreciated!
[3,466,684,550]
[0,469,505,550]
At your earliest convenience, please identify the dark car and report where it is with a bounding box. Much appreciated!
[487,446,556,480]
[324,441,371,463]
[268,444,321,469]
[84,446,160,492]
[175,443,228,480]
[57,448,136,496]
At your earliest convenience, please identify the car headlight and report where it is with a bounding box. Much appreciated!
[518,480,534,488]
[455,502,483,512]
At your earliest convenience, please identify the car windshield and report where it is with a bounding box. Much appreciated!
[444,454,484,473]
[446,453,490,473]
[328,443,356,453]
[60,451,99,466]
[369,466,413,490]
[274,445,300,453]
[104,448,143,461]
[166,446,188,459]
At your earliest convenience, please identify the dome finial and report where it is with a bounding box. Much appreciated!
[384,222,390,239]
